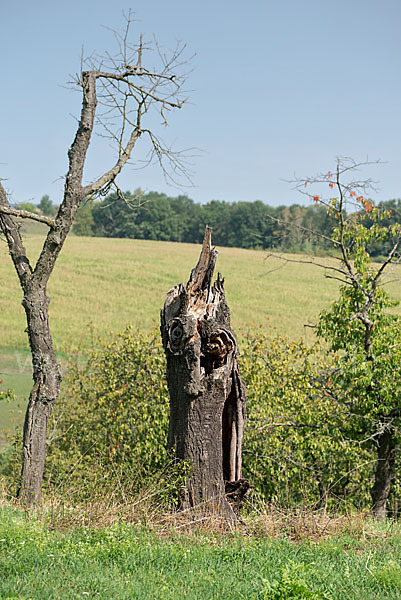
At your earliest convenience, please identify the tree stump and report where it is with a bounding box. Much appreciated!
[161,227,249,520]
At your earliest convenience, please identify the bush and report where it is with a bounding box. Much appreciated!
[38,328,374,509]
[241,331,372,509]
[45,329,170,500]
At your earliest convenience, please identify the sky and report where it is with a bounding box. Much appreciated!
[1,0,401,207]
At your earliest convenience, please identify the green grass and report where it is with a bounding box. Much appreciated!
[0,350,30,445]
[1,505,401,599]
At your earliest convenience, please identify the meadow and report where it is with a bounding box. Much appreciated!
[1,232,401,437]
[0,234,345,352]
[1,503,401,600]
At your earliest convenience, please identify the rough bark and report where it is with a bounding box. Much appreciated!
[161,227,249,519]
[0,185,62,503]
[371,427,396,520]
[18,286,62,503]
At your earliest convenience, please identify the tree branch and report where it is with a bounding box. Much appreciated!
[373,240,401,285]
[265,212,339,247]
[264,252,351,279]
[0,205,55,227]
[94,70,183,108]
[83,123,142,197]
[0,182,33,288]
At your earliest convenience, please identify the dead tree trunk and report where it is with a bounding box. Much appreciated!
[18,286,62,503]
[161,227,249,519]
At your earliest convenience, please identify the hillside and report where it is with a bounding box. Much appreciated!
[0,235,355,351]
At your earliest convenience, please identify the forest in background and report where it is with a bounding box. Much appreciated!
[17,191,401,256]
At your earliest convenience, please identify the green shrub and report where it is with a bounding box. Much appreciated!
[45,329,170,500]
[241,331,372,509]
[39,328,374,509]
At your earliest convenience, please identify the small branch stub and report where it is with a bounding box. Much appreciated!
[161,227,249,520]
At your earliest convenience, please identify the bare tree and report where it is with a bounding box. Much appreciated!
[0,13,191,504]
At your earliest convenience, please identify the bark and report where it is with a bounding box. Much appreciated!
[18,286,62,503]
[161,227,249,519]
[371,427,396,520]
[0,184,62,503]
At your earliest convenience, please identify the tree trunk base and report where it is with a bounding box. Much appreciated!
[371,428,396,520]
[225,478,251,516]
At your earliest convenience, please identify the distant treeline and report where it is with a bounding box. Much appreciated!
[73,190,338,253]
[27,190,401,256]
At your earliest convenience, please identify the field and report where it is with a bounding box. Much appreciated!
[1,233,401,436]
[0,235,344,352]
[1,503,401,599]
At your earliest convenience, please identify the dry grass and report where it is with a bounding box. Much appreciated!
[0,478,395,544]
[0,236,358,351]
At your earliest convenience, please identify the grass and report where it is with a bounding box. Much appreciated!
[0,350,30,446]
[1,502,401,599]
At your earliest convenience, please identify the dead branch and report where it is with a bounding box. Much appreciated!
[0,182,33,284]
[264,252,351,280]
[265,212,339,247]
[0,204,55,227]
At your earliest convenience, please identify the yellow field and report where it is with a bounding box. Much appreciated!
[2,234,401,351]
[0,235,334,353]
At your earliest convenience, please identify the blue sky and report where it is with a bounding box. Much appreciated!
[1,0,400,206]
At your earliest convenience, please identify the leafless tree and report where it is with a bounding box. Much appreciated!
[0,13,191,504]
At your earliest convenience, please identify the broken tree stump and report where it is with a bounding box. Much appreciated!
[160,226,249,519]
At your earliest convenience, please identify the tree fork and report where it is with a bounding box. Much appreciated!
[161,227,250,519]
